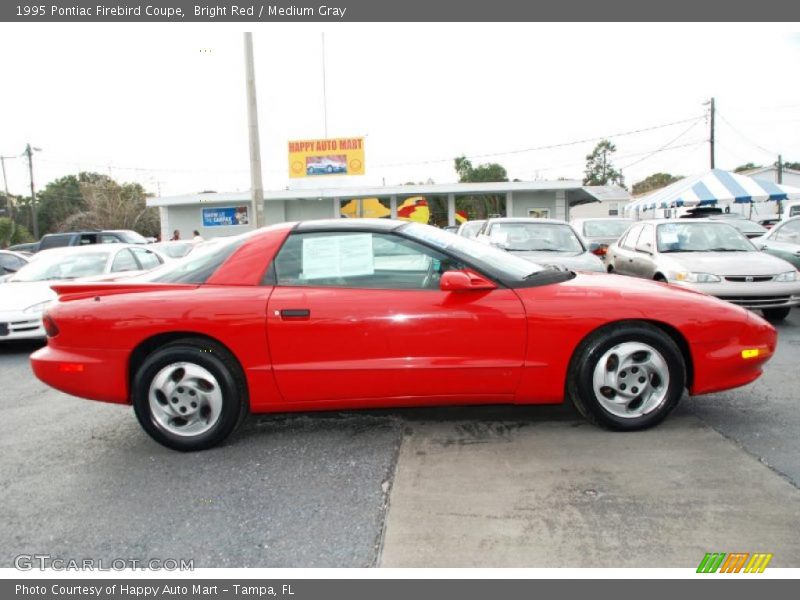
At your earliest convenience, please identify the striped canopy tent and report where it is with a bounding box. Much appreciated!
[624,169,800,215]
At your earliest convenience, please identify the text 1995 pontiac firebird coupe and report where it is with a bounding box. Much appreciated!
[31,219,777,451]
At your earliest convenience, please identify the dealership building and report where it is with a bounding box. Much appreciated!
[147,181,630,240]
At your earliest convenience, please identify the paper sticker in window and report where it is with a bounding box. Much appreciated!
[302,234,375,280]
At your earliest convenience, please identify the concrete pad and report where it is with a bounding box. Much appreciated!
[379,415,800,567]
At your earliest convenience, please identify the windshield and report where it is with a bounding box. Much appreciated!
[401,222,546,280]
[147,235,246,283]
[11,251,110,282]
[656,222,755,253]
[487,222,584,252]
[459,221,485,239]
[115,231,149,244]
[582,220,632,238]
[712,218,767,235]
[153,241,195,258]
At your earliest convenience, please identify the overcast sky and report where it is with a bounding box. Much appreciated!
[1,23,799,197]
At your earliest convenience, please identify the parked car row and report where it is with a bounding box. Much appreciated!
[453,214,800,323]
[0,244,167,340]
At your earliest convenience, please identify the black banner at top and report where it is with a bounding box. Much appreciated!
[2,0,800,22]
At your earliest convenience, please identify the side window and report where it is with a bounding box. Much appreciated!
[774,221,800,243]
[1,255,23,272]
[111,249,138,272]
[273,232,464,290]
[635,225,655,252]
[620,225,643,250]
[131,248,163,270]
[100,234,121,244]
[79,234,98,245]
[39,234,71,250]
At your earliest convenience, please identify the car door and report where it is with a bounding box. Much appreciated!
[612,224,643,276]
[266,230,527,405]
[759,220,800,268]
[630,224,657,278]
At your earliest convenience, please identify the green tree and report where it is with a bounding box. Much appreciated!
[734,162,762,173]
[454,156,508,183]
[0,217,33,247]
[453,156,508,219]
[777,160,800,171]
[632,173,683,196]
[583,140,625,187]
[60,178,160,237]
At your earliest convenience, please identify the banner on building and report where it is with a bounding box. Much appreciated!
[288,137,365,178]
[201,206,250,227]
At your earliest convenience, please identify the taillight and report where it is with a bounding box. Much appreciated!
[591,245,608,256]
[43,312,59,337]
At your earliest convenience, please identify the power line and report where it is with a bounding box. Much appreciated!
[618,119,703,170]
[716,110,777,157]
[372,115,706,168]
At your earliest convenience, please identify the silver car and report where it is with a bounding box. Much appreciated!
[570,217,633,262]
[477,218,605,272]
[607,219,800,322]
[456,219,486,239]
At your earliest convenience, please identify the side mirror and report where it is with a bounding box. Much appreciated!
[440,270,496,292]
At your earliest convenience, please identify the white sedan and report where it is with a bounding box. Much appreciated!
[0,244,165,340]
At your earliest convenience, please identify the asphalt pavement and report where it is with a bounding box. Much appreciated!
[1,310,799,568]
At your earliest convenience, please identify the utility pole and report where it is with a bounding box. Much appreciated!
[322,33,328,138]
[777,154,783,216]
[709,97,715,169]
[244,32,265,228]
[25,144,39,239]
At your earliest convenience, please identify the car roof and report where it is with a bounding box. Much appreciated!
[571,217,632,222]
[486,217,570,225]
[35,243,148,258]
[294,218,406,233]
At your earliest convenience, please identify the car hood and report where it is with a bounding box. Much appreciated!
[658,251,795,275]
[512,251,605,272]
[0,281,57,311]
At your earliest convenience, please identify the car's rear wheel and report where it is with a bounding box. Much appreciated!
[567,322,685,431]
[762,307,791,323]
[132,338,248,451]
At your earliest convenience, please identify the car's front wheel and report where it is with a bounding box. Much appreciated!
[132,338,248,451]
[762,306,791,323]
[567,322,686,431]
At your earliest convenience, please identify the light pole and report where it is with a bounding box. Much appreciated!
[25,144,42,239]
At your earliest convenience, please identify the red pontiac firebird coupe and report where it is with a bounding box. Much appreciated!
[31,219,777,451]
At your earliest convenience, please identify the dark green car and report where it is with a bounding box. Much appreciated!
[755,217,800,270]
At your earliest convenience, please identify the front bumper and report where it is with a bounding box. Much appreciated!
[690,312,778,396]
[671,280,800,310]
[30,345,130,404]
[0,311,45,341]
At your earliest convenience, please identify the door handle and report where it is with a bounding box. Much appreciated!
[279,309,310,318]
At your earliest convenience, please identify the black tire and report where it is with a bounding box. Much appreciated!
[132,338,248,451]
[606,264,614,273]
[654,273,667,282]
[762,307,791,323]
[567,321,686,431]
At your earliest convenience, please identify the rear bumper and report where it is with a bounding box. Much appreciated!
[30,345,130,404]
[690,313,778,396]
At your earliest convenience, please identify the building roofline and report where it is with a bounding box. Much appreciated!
[146,180,630,208]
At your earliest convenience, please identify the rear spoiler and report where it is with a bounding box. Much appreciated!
[50,282,195,301]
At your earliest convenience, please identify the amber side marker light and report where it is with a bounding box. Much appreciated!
[741,348,764,359]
